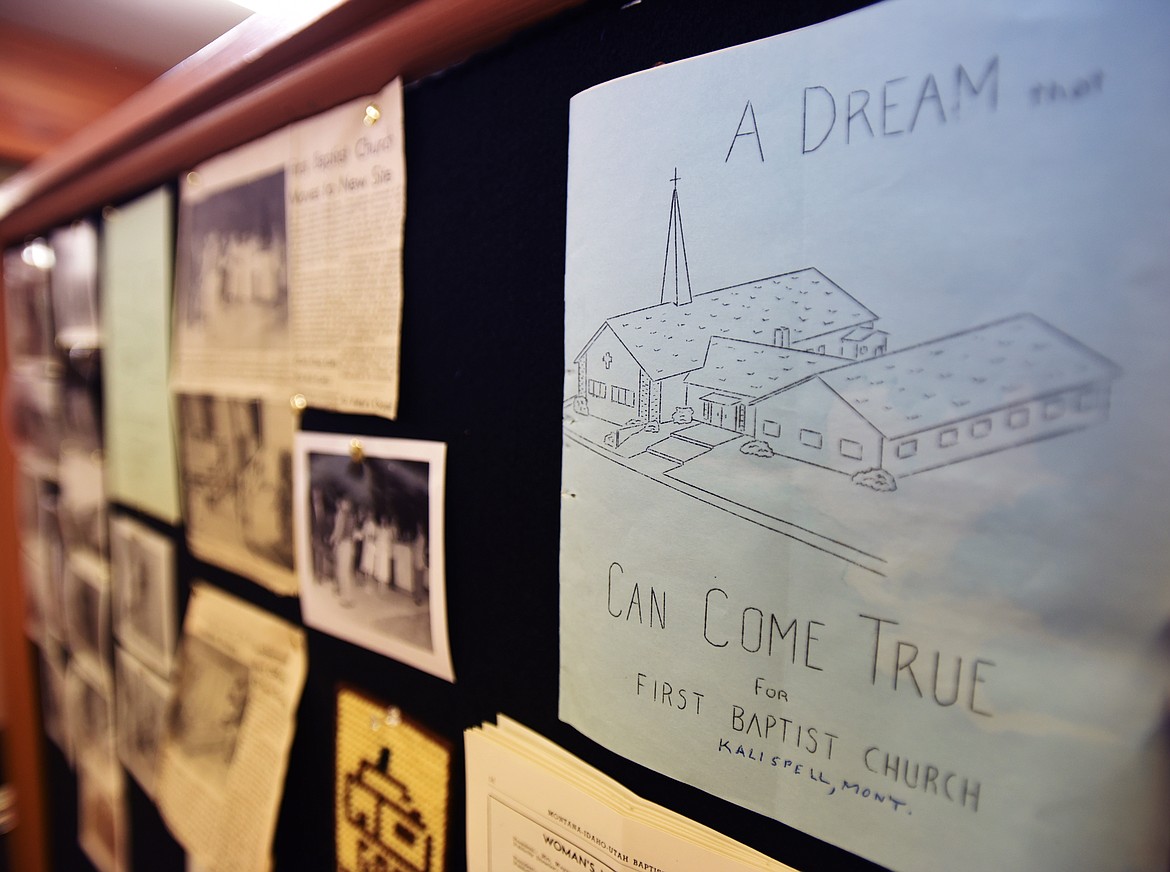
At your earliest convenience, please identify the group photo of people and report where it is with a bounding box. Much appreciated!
[299,438,446,666]
[176,169,289,351]
[314,490,428,609]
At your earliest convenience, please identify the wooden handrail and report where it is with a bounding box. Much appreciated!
[0,0,581,243]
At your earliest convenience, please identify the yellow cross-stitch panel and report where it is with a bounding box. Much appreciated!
[336,688,451,872]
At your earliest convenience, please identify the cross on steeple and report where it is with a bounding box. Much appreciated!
[660,169,693,307]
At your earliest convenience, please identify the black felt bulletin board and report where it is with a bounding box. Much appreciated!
[37,2,888,870]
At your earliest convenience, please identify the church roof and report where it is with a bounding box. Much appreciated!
[815,313,1121,439]
[685,337,849,399]
[597,268,877,380]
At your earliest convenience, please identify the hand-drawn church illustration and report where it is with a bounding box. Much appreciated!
[567,173,1120,498]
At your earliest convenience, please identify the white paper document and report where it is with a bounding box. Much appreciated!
[466,716,794,872]
[558,2,1170,871]
[171,79,406,419]
[156,583,307,872]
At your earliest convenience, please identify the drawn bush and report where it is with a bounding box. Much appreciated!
[605,421,646,449]
[645,422,660,434]
[573,395,589,416]
[852,467,897,492]
[739,440,774,458]
[672,406,694,424]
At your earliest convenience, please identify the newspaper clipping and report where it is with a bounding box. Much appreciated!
[171,79,405,419]
[175,392,298,595]
[157,583,307,872]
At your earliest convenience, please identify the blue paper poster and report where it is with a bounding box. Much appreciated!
[558,2,1170,870]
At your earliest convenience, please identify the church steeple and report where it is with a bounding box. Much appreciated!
[660,169,693,306]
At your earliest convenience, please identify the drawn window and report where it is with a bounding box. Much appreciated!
[817,345,826,354]
[970,417,992,438]
[611,386,635,407]
[1076,387,1100,412]
[896,439,917,459]
[188,395,215,440]
[860,345,868,356]
[839,438,863,460]
[762,420,780,438]
[799,429,823,449]
[1043,397,1065,420]
[1007,407,1029,429]
[938,428,959,448]
[588,379,607,399]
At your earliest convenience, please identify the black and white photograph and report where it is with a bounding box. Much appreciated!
[176,392,295,593]
[6,368,61,468]
[64,556,111,679]
[115,647,172,798]
[36,482,66,640]
[38,636,69,759]
[59,448,107,559]
[295,433,453,682]
[65,662,116,776]
[49,219,100,353]
[61,350,104,455]
[110,515,177,676]
[175,169,288,353]
[3,242,56,364]
[165,634,250,787]
[78,763,127,872]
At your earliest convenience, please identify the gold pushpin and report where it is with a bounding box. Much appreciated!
[186,171,201,186]
[291,393,307,412]
[363,103,381,126]
[349,439,364,463]
[383,707,401,727]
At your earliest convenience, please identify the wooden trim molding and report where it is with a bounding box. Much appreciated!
[0,268,48,872]
[0,0,581,242]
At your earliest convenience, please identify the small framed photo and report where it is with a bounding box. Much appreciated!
[49,220,100,353]
[6,368,61,469]
[3,242,56,365]
[295,433,453,682]
[39,486,67,641]
[65,662,116,777]
[64,555,111,680]
[59,448,107,559]
[61,352,104,455]
[115,647,172,798]
[78,763,128,872]
[38,636,70,759]
[110,515,177,676]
